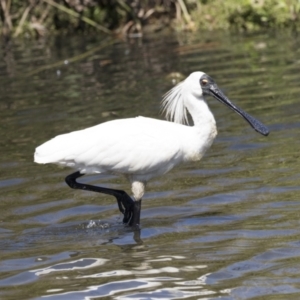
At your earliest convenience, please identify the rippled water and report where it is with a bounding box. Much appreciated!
[0,31,300,299]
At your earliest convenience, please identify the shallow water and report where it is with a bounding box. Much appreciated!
[0,31,300,299]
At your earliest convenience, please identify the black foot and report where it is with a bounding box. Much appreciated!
[65,171,141,227]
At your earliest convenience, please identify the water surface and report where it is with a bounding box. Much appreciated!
[0,31,300,299]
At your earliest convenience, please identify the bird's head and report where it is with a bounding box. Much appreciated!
[163,71,269,136]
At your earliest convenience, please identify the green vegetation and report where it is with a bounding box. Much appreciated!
[193,0,300,31]
[1,0,300,38]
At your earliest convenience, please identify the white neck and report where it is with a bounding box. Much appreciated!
[180,92,218,163]
[184,93,216,128]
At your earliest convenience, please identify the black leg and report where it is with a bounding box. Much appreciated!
[128,200,142,228]
[65,171,135,225]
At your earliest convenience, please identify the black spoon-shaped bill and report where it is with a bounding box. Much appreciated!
[209,84,269,136]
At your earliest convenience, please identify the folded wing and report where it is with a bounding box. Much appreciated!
[34,117,184,176]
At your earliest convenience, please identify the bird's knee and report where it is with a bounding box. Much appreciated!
[65,176,76,188]
[65,171,82,189]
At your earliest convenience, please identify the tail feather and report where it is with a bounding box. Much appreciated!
[34,133,78,164]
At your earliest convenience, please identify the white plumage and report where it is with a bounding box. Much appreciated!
[35,116,216,182]
[34,71,268,226]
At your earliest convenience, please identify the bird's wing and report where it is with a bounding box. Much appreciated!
[34,117,184,175]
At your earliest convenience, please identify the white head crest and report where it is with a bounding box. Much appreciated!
[161,72,205,125]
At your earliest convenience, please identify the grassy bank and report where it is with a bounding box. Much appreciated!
[1,0,300,38]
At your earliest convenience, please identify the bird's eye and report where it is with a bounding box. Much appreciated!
[201,79,208,85]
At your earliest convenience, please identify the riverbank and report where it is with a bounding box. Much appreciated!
[1,0,299,38]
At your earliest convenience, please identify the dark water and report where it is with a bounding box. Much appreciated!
[0,31,300,299]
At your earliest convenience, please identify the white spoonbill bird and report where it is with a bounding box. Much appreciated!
[34,72,269,227]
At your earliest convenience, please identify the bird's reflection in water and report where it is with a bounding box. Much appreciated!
[79,219,144,246]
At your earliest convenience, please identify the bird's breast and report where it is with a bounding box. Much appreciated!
[182,122,218,162]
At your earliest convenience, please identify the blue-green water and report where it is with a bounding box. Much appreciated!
[0,31,300,299]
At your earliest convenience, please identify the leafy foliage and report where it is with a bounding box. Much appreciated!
[0,0,300,37]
